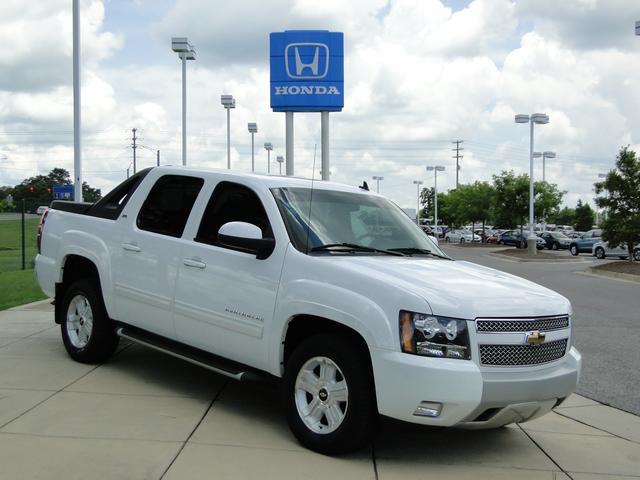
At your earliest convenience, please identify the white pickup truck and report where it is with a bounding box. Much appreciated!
[35,166,581,454]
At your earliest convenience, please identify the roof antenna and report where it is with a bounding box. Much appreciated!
[305,143,317,254]
[359,181,369,191]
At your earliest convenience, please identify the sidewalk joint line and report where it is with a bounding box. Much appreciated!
[159,378,229,480]
[554,410,638,444]
[371,442,379,480]
[517,424,574,480]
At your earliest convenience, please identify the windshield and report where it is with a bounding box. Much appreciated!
[272,187,446,257]
[552,232,569,239]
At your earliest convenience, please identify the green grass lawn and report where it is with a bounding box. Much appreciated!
[0,215,39,272]
[0,269,47,310]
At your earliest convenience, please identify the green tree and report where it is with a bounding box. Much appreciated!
[419,186,435,222]
[548,207,576,227]
[595,147,640,262]
[11,168,101,206]
[574,200,595,231]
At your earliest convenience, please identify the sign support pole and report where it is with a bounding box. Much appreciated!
[72,0,82,202]
[321,111,330,180]
[286,112,294,176]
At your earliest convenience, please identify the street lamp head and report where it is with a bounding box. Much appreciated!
[372,175,384,181]
[533,152,542,158]
[531,113,549,124]
[276,156,284,164]
[413,180,423,185]
[248,123,258,133]
[543,151,556,158]
[426,166,434,171]
[221,94,235,108]
[515,114,530,123]
[435,166,445,171]
[171,37,191,53]
[264,142,273,151]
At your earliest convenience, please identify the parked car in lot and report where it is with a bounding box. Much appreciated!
[569,229,602,256]
[444,229,481,243]
[538,232,572,250]
[592,241,640,261]
[35,167,581,455]
[36,206,48,215]
[498,230,545,249]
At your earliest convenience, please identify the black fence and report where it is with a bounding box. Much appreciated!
[0,200,43,272]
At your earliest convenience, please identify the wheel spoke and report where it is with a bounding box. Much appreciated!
[330,381,348,403]
[325,404,343,428]
[296,369,320,395]
[306,398,324,421]
[319,360,337,383]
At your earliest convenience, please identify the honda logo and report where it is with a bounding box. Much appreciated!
[285,43,329,79]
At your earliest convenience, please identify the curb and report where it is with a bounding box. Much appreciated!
[487,252,586,263]
[586,267,640,283]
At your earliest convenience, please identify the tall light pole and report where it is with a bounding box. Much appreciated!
[413,180,423,225]
[73,0,82,202]
[171,37,196,166]
[276,155,284,175]
[372,176,384,193]
[533,151,556,182]
[221,95,235,169]
[426,166,445,236]
[248,123,258,173]
[515,113,550,256]
[264,143,273,174]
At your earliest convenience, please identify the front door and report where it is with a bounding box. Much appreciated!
[173,181,285,369]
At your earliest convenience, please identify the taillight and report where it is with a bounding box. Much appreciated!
[36,208,49,254]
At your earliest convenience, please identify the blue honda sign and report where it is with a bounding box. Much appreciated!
[270,30,344,112]
[53,184,74,201]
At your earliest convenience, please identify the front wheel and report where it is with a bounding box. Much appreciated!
[595,248,605,260]
[634,250,640,261]
[283,334,376,455]
[460,237,466,244]
[570,245,579,256]
[59,279,118,363]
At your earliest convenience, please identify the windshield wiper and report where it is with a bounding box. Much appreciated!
[310,243,406,256]
[387,247,451,259]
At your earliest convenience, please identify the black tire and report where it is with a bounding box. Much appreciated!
[551,242,559,251]
[498,240,503,245]
[460,237,465,244]
[570,245,579,256]
[283,334,376,455]
[518,240,525,249]
[595,248,605,260]
[58,279,118,364]
[634,250,640,261]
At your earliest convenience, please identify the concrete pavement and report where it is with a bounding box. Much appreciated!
[1,299,639,479]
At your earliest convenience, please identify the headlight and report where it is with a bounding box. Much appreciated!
[399,311,471,359]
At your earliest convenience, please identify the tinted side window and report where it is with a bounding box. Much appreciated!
[195,182,273,247]
[137,175,204,237]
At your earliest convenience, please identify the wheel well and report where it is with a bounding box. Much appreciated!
[282,315,372,369]
[62,255,100,287]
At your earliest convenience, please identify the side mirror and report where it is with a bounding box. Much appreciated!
[218,221,275,260]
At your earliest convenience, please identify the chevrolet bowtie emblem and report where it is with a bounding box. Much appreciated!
[525,330,546,346]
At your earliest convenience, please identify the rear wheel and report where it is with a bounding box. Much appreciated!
[551,242,559,251]
[460,237,465,244]
[595,247,605,260]
[283,334,376,455]
[634,250,640,261]
[570,245,579,256]
[59,279,118,363]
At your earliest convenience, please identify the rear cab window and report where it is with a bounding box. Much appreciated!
[137,175,204,238]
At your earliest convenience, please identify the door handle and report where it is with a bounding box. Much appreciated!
[122,243,141,253]
[183,258,206,269]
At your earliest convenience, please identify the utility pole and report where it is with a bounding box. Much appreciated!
[452,140,464,189]
[131,128,137,174]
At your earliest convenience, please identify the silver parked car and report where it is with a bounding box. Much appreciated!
[592,241,640,261]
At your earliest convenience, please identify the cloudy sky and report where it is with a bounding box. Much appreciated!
[2,0,640,209]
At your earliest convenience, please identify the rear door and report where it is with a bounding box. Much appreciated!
[173,181,287,369]
[111,174,204,338]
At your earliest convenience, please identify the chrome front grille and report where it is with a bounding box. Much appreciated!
[476,316,569,333]
[479,339,568,366]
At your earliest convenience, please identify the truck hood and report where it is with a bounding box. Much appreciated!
[326,256,570,319]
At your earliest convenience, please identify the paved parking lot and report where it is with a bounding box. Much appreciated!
[1,299,639,479]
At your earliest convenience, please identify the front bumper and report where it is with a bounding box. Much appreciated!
[371,346,581,428]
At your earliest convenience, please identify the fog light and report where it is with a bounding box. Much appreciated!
[413,401,442,417]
